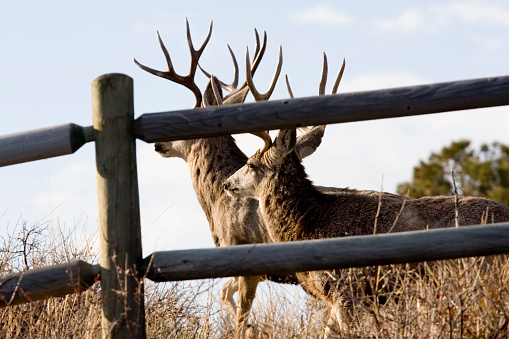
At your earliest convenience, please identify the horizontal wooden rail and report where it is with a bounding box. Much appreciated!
[0,123,94,167]
[133,75,509,142]
[0,260,100,307]
[2,75,508,167]
[143,223,509,282]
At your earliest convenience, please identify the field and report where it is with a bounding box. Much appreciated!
[1,220,509,338]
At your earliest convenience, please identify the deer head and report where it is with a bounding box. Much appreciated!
[137,21,282,159]
[224,54,345,198]
[224,128,300,198]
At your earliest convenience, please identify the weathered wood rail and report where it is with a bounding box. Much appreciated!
[1,73,509,338]
[133,75,509,142]
[2,74,509,168]
[0,123,94,167]
[143,223,509,282]
[0,261,99,307]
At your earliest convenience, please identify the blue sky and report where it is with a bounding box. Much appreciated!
[1,1,509,254]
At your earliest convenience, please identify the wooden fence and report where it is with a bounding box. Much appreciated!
[1,72,509,338]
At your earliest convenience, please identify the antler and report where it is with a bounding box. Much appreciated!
[285,53,346,135]
[200,45,239,94]
[202,31,281,153]
[245,42,283,153]
[133,18,213,108]
[284,75,309,134]
[285,53,345,99]
[200,29,268,102]
[202,31,280,152]
[245,45,283,102]
[319,53,345,96]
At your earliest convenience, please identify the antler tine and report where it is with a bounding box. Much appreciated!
[319,52,329,96]
[319,53,346,96]
[286,74,310,134]
[247,35,273,152]
[246,45,283,101]
[199,44,239,93]
[185,18,213,70]
[250,30,267,76]
[331,58,346,95]
[132,32,176,80]
[133,19,212,108]
[157,31,174,73]
[231,29,268,89]
[232,29,267,93]
[285,74,294,99]
[253,29,261,60]
[185,19,213,101]
[200,29,267,101]
[252,131,272,153]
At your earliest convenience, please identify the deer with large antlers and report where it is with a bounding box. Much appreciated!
[134,19,348,337]
[224,127,509,336]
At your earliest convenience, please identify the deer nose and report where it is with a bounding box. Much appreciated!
[154,143,164,152]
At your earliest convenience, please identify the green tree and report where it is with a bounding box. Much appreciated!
[397,140,509,206]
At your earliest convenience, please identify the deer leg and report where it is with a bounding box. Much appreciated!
[301,270,351,338]
[235,275,260,338]
[324,303,351,338]
[220,277,239,318]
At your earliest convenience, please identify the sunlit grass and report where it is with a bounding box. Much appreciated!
[0,219,508,338]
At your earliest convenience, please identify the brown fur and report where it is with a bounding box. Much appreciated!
[156,136,281,333]
[155,127,338,336]
[142,22,304,338]
[224,128,509,336]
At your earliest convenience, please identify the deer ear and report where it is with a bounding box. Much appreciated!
[274,129,296,155]
[264,129,296,166]
[203,77,223,106]
[224,87,249,104]
[294,125,325,160]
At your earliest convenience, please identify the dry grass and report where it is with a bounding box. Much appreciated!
[338,258,509,338]
[0,220,508,338]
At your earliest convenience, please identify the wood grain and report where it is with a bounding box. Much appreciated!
[92,73,145,339]
[133,75,509,142]
[0,260,99,307]
[143,223,509,282]
[0,123,94,167]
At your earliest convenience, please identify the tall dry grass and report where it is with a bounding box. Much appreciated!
[336,258,509,338]
[0,219,508,338]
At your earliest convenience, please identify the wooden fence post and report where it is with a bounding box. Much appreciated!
[92,74,146,338]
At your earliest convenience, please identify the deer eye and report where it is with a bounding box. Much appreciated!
[247,161,261,170]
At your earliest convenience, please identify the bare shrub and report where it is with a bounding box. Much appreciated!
[1,218,508,338]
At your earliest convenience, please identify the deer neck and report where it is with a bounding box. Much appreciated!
[186,136,247,222]
[259,153,325,242]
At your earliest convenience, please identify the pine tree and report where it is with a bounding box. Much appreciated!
[397,140,509,205]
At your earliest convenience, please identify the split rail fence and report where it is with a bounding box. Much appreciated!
[1,73,509,338]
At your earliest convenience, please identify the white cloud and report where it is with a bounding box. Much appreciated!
[292,5,354,26]
[341,72,425,93]
[376,1,509,32]
[439,1,509,28]
[375,9,427,32]
[472,34,505,51]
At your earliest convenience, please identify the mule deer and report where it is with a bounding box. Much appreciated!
[134,19,346,337]
[224,127,509,336]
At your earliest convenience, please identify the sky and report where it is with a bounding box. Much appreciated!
[1,1,509,257]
